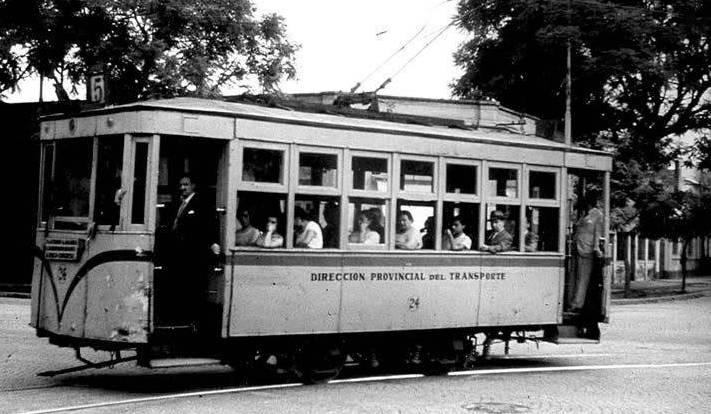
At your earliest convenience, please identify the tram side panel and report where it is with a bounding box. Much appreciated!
[31,232,152,344]
[228,253,341,335]
[227,252,562,337]
[339,254,483,332]
[477,255,563,327]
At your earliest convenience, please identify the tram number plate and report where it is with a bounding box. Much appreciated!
[45,238,84,261]
[408,296,420,311]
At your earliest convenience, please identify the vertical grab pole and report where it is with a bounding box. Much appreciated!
[601,171,611,321]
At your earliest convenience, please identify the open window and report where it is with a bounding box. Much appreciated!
[235,191,287,248]
[348,198,387,248]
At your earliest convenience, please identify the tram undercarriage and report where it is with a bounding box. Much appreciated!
[37,322,600,383]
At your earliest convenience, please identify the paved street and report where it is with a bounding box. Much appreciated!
[1,295,710,413]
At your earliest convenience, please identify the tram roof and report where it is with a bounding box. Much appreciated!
[41,97,611,157]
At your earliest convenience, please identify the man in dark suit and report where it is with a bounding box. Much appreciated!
[166,174,220,328]
[480,210,513,253]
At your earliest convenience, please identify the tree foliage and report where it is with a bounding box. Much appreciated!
[453,0,711,172]
[0,0,298,103]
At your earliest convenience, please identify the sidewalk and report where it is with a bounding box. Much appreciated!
[611,276,711,305]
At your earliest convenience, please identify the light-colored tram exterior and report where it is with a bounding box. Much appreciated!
[31,97,612,356]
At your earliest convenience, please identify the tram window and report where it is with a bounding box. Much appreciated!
[40,144,54,224]
[525,207,559,252]
[397,202,435,250]
[53,138,92,228]
[446,164,477,194]
[488,168,518,198]
[529,171,556,199]
[348,199,387,246]
[400,160,434,192]
[443,202,479,250]
[94,137,124,226]
[352,156,388,192]
[299,152,338,187]
[295,196,340,248]
[242,148,283,184]
[485,204,520,251]
[131,142,149,224]
[236,192,287,248]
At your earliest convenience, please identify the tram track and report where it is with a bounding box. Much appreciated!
[14,359,711,414]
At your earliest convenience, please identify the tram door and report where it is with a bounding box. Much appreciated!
[153,137,226,333]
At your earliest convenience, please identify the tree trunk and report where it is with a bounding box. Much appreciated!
[680,238,690,293]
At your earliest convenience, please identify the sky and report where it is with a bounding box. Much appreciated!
[4,0,468,103]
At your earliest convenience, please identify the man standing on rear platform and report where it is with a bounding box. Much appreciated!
[166,174,220,330]
[569,191,604,313]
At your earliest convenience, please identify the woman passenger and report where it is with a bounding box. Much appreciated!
[256,215,284,248]
[350,210,381,245]
[235,208,260,246]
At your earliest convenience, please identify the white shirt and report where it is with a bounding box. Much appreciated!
[298,220,323,249]
[443,232,472,250]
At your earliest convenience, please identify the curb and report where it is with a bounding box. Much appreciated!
[611,290,708,305]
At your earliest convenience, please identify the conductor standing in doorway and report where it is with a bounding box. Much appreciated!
[569,191,603,313]
[167,174,221,329]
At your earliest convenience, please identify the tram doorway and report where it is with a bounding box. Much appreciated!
[153,137,225,335]
[565,169,608,324]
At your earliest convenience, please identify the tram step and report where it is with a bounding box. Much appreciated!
[148,358,222,368]
[546,324,601,344]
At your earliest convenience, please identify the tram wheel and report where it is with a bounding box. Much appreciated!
[295,342,346,385]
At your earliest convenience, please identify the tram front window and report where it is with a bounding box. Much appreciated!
[94,137,124,226]
[52,138,93,229]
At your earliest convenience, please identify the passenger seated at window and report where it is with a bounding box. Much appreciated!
[421,216,435,249]
[480,210,513,253]
[322,202,339,248]
[294,207,323,248]
[349,210,381,245]
[443,216,472,251]
[256,215,284,248]
[234,208,260,246]
[395,210,422,250]
[524,217,539,252]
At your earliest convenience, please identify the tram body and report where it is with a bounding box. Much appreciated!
[31,97,612,376]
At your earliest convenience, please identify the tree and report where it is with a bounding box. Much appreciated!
[453,0,711,173]
[636,181,711,292]
[0,0,298,103]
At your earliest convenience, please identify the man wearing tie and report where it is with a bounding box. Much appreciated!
[168,174,220,329]
[480,210,513,253]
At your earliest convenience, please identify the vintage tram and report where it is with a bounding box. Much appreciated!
[31,96,612,381]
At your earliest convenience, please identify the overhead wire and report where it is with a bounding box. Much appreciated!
[374,21,455,93]
[349,0,454,93]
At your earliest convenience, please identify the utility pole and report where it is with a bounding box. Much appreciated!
[564,41,572,146]
[564,0,572,146]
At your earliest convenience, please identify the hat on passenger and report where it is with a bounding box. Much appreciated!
[489,210,507,222]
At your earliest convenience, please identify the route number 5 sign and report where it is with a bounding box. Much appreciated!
[89,74,106,104]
